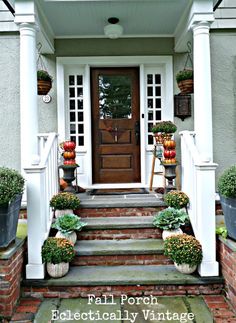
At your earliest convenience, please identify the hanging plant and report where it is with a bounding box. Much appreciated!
[176,42,194,94]
[37,43,53,95]
[37,70,52,95]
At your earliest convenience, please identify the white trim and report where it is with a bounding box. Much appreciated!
[56,56,173,188]
[54,34,174,39]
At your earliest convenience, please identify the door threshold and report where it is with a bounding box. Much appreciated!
[88,183,145,189]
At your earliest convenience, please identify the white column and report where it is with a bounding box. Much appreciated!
[19,23,38,168]
[192,22,213,161]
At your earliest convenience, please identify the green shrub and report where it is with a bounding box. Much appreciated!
[0,167,25,205]
[218,165,236,198]
[42,237,75,264]
[164,190,189,209]
[164,233,203,266]
[52,214,86,235]
[153,207,188,230]
[37,70,52,82]
[152,121,177,134]
[176,69,193,83]
[50,192,80,210]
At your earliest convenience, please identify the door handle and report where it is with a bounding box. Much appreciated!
[135,121,140,145]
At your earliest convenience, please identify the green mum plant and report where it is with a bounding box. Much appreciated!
[52,214,87,236]
[42,237,75,264]
[50,192,80,210]
[37,70,52,82]
[0,167,25,205]
[151,121,177,134]
[153,207,189,230]
[176,69,193,83]
[164,233,203,267]
[164,190,189,210]
[218,165,236,198]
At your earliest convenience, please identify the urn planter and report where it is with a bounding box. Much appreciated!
[55,231,77,245]
[0,194,22,248]
[46,262,69,278]
[174,263,197,274]
[220,195,236,240]
[162,228,183,241]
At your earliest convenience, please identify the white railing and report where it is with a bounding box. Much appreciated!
[24,132,59,279]
[180,131,219,277]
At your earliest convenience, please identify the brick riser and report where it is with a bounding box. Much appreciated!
[72,254,172,266]
[22,284,224,299]
[78,228,162,240]
[75,207,163,218]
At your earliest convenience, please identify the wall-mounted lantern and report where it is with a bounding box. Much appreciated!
[174,94,191,121]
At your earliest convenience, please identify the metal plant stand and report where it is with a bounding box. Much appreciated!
[162,163,177,193]
[59,165,78,193]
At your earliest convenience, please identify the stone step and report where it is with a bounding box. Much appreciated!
[72,239,172,266]
[77,216,162,240]
[22,265,224,298]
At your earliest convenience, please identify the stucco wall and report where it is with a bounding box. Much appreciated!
[210,31,236,180]
[0,34,21,171]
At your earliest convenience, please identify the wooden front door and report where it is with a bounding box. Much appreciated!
[91,68,140,184]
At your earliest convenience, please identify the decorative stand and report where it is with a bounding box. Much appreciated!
[162,163,177,193]
[59,165,78,193]
[149,144,165,191]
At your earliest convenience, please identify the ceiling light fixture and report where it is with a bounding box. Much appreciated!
[104,17,123,39]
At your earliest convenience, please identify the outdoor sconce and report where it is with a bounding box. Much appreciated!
[174,94,191,121]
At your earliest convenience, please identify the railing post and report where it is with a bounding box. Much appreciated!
[24,157,46,279]
[195,160,219,277]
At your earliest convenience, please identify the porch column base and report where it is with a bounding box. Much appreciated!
[26,263,45,279]
[198,261,219,277]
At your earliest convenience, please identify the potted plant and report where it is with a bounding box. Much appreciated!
[37,70,52,95]
[50,192,80,218]
[151,121,177,144]
[52,213,87,245]
[153,207,189,240]
[218,165,236,240]
[176,69,193,94]
[0,167,25,248]
[164,233,203,274]
[42,237,75,278]
[164,190,189,210]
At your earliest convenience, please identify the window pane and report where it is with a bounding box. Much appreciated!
[99,74,132,119]
[155,87,161,96]
[155,74,161,84]
[78,100,83,110]
[148,111,153,121]
[70,112,75,122]
[148,135,153,145]
[78,112,83,122]
[70,136,76,144]
[69,100,75,110]
[147,87,153,96]
[70,124,76,134]
[78,124,84,133]
[147,74,153,84]
[77,75,83,85]
[148,123,153,132]
[147,99,153,109]
[69,75,75,86]
[77,87,83,98]
[69,88,75,98]
[78,136,84,146]
[156,110,162,120]
[156,98,161,109]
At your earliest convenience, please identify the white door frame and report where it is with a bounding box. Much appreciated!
[56,56,173,188]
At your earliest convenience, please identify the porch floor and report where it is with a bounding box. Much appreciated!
[77,190,165,208]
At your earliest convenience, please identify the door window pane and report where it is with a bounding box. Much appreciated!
[99,74,132,119]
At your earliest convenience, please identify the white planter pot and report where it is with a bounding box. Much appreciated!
[174,262,197,274]
[46,262,69,278]
[162,228,183,240]
[55,209,73,218]
[56,231,77,245]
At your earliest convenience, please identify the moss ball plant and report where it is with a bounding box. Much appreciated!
[42,237,75,264]
[218,165,236,198]
[0,167,25,205]
[164,190,189,209]
[164,233,203,267]
[50,192,80,210]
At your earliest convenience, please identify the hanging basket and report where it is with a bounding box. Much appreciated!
[177,79,193,94]
[37,79,52,95]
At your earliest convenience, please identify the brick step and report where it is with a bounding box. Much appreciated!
[72,239,172,266]
[77,216,162,240]
[22,265,224,298]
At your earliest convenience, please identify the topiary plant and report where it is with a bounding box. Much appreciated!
[218,165,236,198]
[42,237,75,264]
[153,207,189,230]
[50,192,80,210]
[52,213,86,236]
[164,233,203,267]
[0,167,25,205]
[164,190,189,209]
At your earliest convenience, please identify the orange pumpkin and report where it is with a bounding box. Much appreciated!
[63,151,76,159]
[163,140,176,149]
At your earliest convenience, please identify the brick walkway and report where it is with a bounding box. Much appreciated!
[1,294,235,322]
